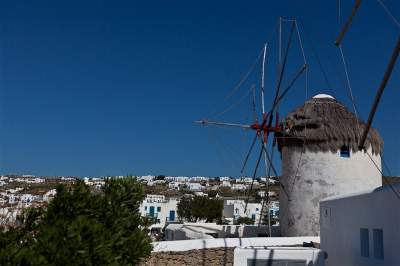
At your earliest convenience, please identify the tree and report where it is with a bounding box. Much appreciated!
[234,216,255,225]
[0,177,152,266]
[207,190,218,198]
[155,175,165,181]
[177,196,193,222]
[177,196,223,223]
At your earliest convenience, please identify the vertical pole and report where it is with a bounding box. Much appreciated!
[261,138,272,237]
[279,17,282,65]
[261,43,267,116]
[261,41,271,236]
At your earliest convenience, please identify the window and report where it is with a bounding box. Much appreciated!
[256,208,259,211]
[360,228,369,257]
[340,146,350,158]
[157,206,161,212]
[251,214,256,220]
[373,229,384,260]
[149,206,155,217]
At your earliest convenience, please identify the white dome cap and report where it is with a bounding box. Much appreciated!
[312,93,334,99]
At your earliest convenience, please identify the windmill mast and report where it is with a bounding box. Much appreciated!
[196,18,306,236]
[260,42,272,236]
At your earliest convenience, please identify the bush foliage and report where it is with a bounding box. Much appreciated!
[177,196,223,223]
[234,216,255,225]
[0,177,152,266]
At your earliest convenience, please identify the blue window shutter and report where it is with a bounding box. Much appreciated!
[360,228,370,257]
[373,229,384,260]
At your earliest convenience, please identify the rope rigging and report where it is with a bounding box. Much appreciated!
[279,20,309,201]
[376,0,400,30]
[336,0,400,201]
[298,20,337,98]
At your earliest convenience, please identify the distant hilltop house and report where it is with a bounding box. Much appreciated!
[139,175,155,183]
[83,177,105,188]
[189,176,208,182]
[219,176,232,182]
[237,177,258,185]
[220,180,231,187]
[277,94,383,237]
[231,184,247,191]
[165,176,189,182]
[187,183,204,191]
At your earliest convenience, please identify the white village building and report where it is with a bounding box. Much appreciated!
[219,176,231,182]
[139,175,155,183]
[231,184,247,191]
[187,183,204,191]
[139,194,179,228]
[165,176,189,182]
[320,183,400,266]
[223,199,262,224]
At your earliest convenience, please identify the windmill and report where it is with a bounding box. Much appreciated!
[195,18,308,236]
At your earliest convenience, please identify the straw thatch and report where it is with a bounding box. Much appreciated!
[277,96,383,155]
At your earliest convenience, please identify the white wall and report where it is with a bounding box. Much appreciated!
[165,223,280,241]
[320,184,400,266]
[153,236,320,252]
[280,146,381,236]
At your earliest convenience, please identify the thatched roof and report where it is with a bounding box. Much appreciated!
[277,94,383,155]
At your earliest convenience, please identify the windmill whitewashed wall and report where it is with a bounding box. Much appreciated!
[278,94,383,237]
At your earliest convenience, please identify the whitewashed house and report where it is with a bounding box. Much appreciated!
[8,195,17,204]
[20,194,35,204]
[189,176,208,182]
[43,189,57,202]
[220,180,231,187]
[168,181,182,190]
[257,190,277,198]
[232,184,247,191]
[223,200,262,224]
[139,195,179,228]
[219,176,231,182]
[187,183,204,191]
[320,184,399,266]
[166,176,189,182]
[139,175,155,183]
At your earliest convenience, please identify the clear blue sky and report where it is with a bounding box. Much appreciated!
[0,1,399,177]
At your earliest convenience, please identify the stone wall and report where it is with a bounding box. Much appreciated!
[140,247,234,266]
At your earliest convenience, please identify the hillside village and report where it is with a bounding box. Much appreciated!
[0,174,280,229]
[2,174,398,232]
